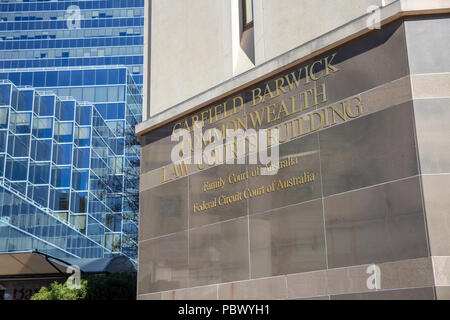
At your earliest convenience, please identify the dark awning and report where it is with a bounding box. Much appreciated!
[0,251,69,280]
[0,251,136,280]
[61,256,136,274]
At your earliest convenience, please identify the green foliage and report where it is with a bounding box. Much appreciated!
[30,273,136,300]
[84,273,136,300]
[30,280,87,301]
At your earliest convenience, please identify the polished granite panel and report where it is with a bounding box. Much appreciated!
[140,123,174,174]
[287,270,328,299]
[422,175,450,256]
[330,287,435,300]
[318,20,409,109]
[326,264,371,295]
[139,178,188,241]
[218,277,287,300]
[297,295,330,300]
[247,133,322,214]
[138,292,162,300]
[405,17,450,74]
[138,232,189,294]
[189,217,250,287]
[379,258,434,290]
[189,163,248,228]
[324,177,428,268]
[161,285,218,300]
[244,20,409,129]
[325,259,433,296]
[414,98,450,174]
[360,75,412,115]
[140,140,170,174]
[319,102,418,196]
[250,199,326,278]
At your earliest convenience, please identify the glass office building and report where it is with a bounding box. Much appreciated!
[0,74,140,259]
[0,0,144,91]
[0,0,145,262]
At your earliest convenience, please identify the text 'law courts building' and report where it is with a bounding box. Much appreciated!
[136,0,450,300]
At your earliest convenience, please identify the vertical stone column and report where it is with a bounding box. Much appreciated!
[405,17,450,299]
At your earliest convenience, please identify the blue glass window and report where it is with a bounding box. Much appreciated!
[71,192,88,214]
[9,135,30,157]
[38,96,55,117]
[31,185,49,207]
[70,214,87,234]
[5,158,28,181]
[95,87,107,102]
[10,112,31,134]
[118,87,125,101]
[94,104,107,119]
[72,170,89,191]
[16,92,25,111]
[82,88,95,102]
[73,148,90,169]
[107,196,122,213]
[31,139,51,162]
[117,104,125,119]
[108,69,119,84]
[0,154,4,178]
[71,70,82,86]
[57,101,75,121]
[0,84,11,106]
[21,73,33,86]
[0,108,9,129]
[33,72,45,87]
[76,105,91,126]
[0,130,7,153]
[49,188,70,211]
[58,71,70,86]
[32,118,53,139]
[75,127,91,147]
[87,216,105,238]
[19,90,33,111]
[46,71,58,87]
[51,166,71,188]
[28,163,50,185]
[83,70,95,85]
[8,73,20,86]
[106,214,122,232]
[95,70,108,85]
[55,122,73,143]
[53,144,72,165]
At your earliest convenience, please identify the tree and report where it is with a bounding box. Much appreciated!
[30,273,136,300]
[30,280,87,301]
[101,123,140,254]
[99,123,140,215]
[84,273,136,300]
[114,123,140,213]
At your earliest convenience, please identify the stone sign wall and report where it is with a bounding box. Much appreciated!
[138,16,450,300]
